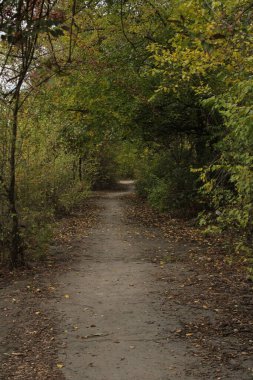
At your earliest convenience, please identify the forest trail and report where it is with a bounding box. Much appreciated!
[49,181,249,380]
[0,182,252,379]
[53,181,198,380]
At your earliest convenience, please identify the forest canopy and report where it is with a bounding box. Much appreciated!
[0,0,252,269]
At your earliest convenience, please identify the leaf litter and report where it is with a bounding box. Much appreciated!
[0,200,100,380]
[124,193,253,378]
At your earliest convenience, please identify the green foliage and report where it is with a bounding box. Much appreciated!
[0,0,253,265]
[91,144,119,190]
[57,182,90,214]
[143,0,253,255]
[136,145,199,215]
[114,141,139,179]
[198,79,253,251]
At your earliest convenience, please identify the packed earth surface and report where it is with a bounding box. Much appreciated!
[0,182,252,379]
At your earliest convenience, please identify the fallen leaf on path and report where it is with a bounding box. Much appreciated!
[83,333,106,339]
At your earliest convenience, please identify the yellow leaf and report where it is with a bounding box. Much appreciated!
[64,294,70,299]
[57,364,64,369]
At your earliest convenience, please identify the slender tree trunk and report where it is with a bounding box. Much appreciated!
[79,157,82,181]
[8,93,24,269]
[195,109,206,165]
[73,160,76,181]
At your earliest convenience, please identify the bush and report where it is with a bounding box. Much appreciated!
[136,146,199,215]
[57,182,90,214]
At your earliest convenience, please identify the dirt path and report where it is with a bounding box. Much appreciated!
[53,188,194,379]
[49,183,252,380]
[1,183,252,379]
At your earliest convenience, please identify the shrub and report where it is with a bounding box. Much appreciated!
[136,146,199,215]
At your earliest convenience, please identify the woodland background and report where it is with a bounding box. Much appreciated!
[0,0,252,272]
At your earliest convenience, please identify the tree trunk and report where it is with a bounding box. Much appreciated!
[79,157,82,181]
[73,160,76,181]
[8,94,24,269]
